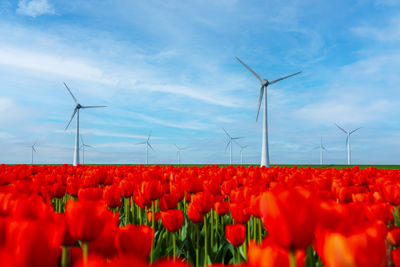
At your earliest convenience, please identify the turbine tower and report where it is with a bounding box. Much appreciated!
[64,82,106,166]
[238,143,248,165]
[223,128,242,165]
[175,144,187,165]
[80,135,93,165]
[30,141,37,165]
[136,133,154,165]
[236,57,301,167]
[313,136,327,165]
[335,123,362,165]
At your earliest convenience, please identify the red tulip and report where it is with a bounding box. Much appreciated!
[191,192,213,214]
[161,209,184,232]
[225,224,246,247]
[89,212,119,258]
[65,199,113,242]
[6,220,63,267]
[159,192,179,211]
[247,239,306,267]
[78,187,103,201]
[214,201,229,216]
[387,226,400,246]
[230,202,251,224]
[103,185,122,209]
[260,187,318,250]
[115,224,154,259]
[187,202,204,223]
[383,183,400,205]
[319,221,387,267]
[393,248,400,267]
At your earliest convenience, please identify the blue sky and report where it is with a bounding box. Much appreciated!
[1,0,400,165]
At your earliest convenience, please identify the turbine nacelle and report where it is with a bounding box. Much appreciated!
[262,79,269,86]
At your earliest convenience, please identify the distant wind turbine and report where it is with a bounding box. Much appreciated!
[313,136,327,165]
[223,128,243,165]
[236,57,301,167]
[175,144,188,165]
[335,123,362,165]
[136,133,154,165]
[238,143,248,165]
[80,135,93,165]
[30,141,37,165]
[63,82,106,166]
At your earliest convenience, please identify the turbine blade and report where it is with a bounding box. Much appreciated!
[350,127,362,134]
[148,142,154,151]
[232,137,244,140]
[81,105,107,109]
[346,135,349,146]
[80,135,84,144]
[65,108,78,130]
[235,57,263,83]
[334,123,347,134]
[147,132,152,142]
[256,86,264,122]
[269,71,302,85]
[32,146,37,153]
[222,128,231,138]
[135,142,146,145]
[322,145,328,151]
[85,144,94,148]
[225,140,231,152]
[174,144,180,150]
[63,82,78,104]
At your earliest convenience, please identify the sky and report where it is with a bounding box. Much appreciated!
[1,0,400,165]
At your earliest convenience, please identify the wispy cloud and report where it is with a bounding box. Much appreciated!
[17,0,54,17]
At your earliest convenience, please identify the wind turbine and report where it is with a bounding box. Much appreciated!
[313,136,327,165]
[80,135,93,165]
[30,141,37,165]
[237,143,248,165]
[236,57,301,167]
[136,133,154,165]
[223,128,243,165]
[63,82,106,166]
[175,144,188,165]
[335,123,362,165]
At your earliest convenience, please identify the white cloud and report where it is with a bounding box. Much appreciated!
[17,0,54,17]
[352,14,400,42]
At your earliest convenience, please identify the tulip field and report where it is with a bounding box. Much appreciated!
[1,164,400,267]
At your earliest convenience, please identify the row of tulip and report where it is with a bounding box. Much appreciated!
[0,164,400,267]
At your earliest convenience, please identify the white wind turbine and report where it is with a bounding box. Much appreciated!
[236,57,301,167]
[335,123,362,165]
[136,133,154,165]
[63,82,106,166]
[80,135,93,165]
[30,141,37,165]
[238,143,248,165]
[175,144,188,165]
[223,128,243,165]
[313,136,327,165]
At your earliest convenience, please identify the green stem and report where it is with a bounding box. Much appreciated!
[82,242,88,266]
[173,232,176,262]
[258,218,262,244]
[124,197,129,225]
[215,213,219,241]
[395,206,400,227]
[61,246,67,267]
[210,210,214,255]
[253,217,257,241]
[247,220,251,244]
[289,249,297,267]
[130,197,135,224]
[196,224,200,267]
[236,246,240,264]
[138,205,142,225]
[204,215,208,266]
[150,202,155,264]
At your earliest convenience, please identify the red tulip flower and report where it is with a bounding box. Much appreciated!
[191,192,213,214]
[230,202,251,224]
[260,187,319,250]
[147,211,161,223]
[187,202,204,223]
[103,185,122,209]
[115,224,154,259]
[393,248,400,267]
[161,209,184,232]
[159,193,179,211]
[65,199,113,242]
[214,201,229,216]
[225,224,246,247]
